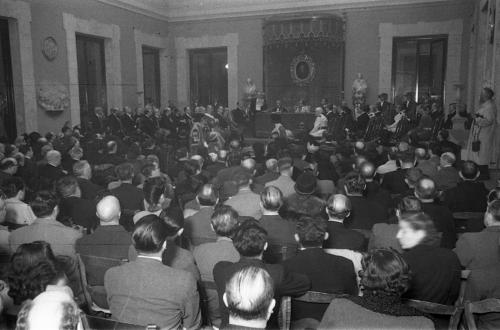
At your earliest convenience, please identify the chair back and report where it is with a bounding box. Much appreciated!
[464,298,500,330]
[79,254,124,287]
[263,243,297,264]
[82,313,151,329]
[363,116,384,141]
[403,299,463,330]
[393,117,411,140]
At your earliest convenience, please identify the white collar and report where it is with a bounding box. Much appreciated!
[137,255,162,262]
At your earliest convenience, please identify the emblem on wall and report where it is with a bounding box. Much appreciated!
[42,36,58,61]
[290,54,316,86]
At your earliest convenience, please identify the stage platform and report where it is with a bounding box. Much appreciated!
[254,112,315,138]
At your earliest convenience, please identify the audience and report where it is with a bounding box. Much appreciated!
[224,168,262,219]
[2,177,36,226]
[265,157,295,198]
[184,184,219,246]
[259,186,296,248]
[434,152,460,191]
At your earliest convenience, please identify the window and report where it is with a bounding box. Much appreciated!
[76,34,106,127]
[189,47,228,106]
[392,36,447,104]
[0,18,16,141]
[142,46,161,107]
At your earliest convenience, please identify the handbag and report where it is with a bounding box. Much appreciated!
[471,124,481,152]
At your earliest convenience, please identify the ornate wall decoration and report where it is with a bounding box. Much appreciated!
[42,36,58,61]
[37,80,70,111]
[290,54,316,86]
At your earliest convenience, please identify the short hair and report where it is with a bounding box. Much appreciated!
[115,163,135,181]
[398,151,414,164]
[225,266,274,321]
[486,200,500,223]
[56,176,79,198]
[72,160,90,177]
[232,168,252,187]
[399,212,440,247]
[0,157,17,170]
[211,205,239,237]
[241,158,256,173]
[143,177,167,209]
[260,186,283,211]
[141,163,157,178]
[233,222,267,257]
[197,184,218,206]
[1,177,26,198]
[440,152,456,166]
[414,177,436,200]
[265,158,278,172]
[277,157,292,172]
[326,194,351,219]
[344,175,366,194]
[295,216,327,247]
[30,191,59,218]
[132,215,168,254]
[158,209,184,238]
[397,196,422,213]
[405,168,423,186]
[460,161,479,180]
[359,248,411,296]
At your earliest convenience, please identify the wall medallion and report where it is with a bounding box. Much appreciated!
[290,55,316,86]
[42,36,58,61]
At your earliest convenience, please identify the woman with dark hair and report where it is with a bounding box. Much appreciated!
[397,212,461,305]
[319,248,434,329]
[133,176,169,223]
[2,177,36,226]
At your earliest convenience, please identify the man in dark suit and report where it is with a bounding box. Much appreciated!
[355,106,370,134]
[415,177,457,249]
[107,107,123,137]
[205,150,228,178]
[323,194,366,251]
[259,186,296,248]
[402,92,417,121]
[56,176,97,231]
[111,163,144,229]
[454,200,500,270]
[184,184,218,247]
[98,140,124,165]
[283,216,357,323]
[359,161,392,210]
[105,215,201,328]
[38,150,66,189]
[213,222,310,328]
[89,106,107,134]
[121,106,136,136]
[444,161,488,213]
[381,151,414,195]
[138,105,156,137]
[253,158,280,186]
[73,161,103,201]
[378,93,394,125]
[271,99,287,113]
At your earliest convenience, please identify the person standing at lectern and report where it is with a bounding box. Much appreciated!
[272,100,287,113]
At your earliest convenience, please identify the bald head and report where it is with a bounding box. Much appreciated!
[46,150,61,166]
[96,196,121,224]
[415,177,436,200]
[359,161,375,180]
[241,158,256,174]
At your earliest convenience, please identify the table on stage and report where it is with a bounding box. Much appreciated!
[254,112,316,138]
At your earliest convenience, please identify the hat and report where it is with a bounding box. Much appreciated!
[294,172,317,195]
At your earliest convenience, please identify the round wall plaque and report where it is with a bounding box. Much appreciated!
[42,37,58,61]
[290,54,316,86]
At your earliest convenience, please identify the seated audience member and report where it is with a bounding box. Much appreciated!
[0,158,18,187]
[381,151,415,194]
[2,177,36,226]
[464,258,500,330]
[319,248,434,330]
[128,212,200,281]
[185,184,218,246]
[254,158,280,186]
[75,195,130,260]
[133,176,169,223]
[224,168,262,219]
[415,147,438,179]
[15,290,83,330]
[323,194,366,251]
[414,177,456,248]
[98,140,123,165]
[265,157,295,198]
[38,150,66,188]
[359,161,392,210]
[397,212,461,304]
[259,186,296,248]
[205,150,228,178]
[193,205,240,327]
[72,160,103,201]
[444,161,489,213]
[454,200,500,269]
[213,222,310,328]
[9,191,82,257]
[176,159,205,206]
[56,175,97,231]
[285,172,325,217]
[111,162,144,211]
[376,149,398,175]
[283,216,357,325]
[344,175,388,230]
[105,215,201,328]
[222,266,276,330]
[434,152,460,191]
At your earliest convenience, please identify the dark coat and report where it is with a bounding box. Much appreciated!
[323,221,367,252]
[75,225,131,260]
[58,196,98,230]
[346,195,388,231]
[444,180,489,213]
[77,178,104,201]
[381,168,409,195]
[421,202,457,249]
[111,183,144,212]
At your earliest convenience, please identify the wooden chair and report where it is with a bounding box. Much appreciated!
[452,212,485,233]
[464,298,500,330]
[363,116,384,141]
[392,117,411,141]
[76,254,126,313]
[279,291,348,330]
[403,299,463,330]
[82,313,151,330]
[263,243,298,264]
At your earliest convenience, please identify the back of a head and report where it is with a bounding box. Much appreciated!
[46,150,61,165]
[398,196,422,213]
[158,209,184,238]
[399,212,439,246]
[265,158,278,172]
[398,151,414,166]
[405,168,423,187]
[241,158,256,173]
[233,222,267,257]
[2,177,25,198]
[460,161,479,180]
[132,215,168,254]
[197,184,218,206]
[486,199,500,225]
[344,175,366,195]
[96,195,121,223]
[72,160,90,178]
[225,266,275,322]
[440,152,456,166]
[143,176,167,207]
[415,177,436,200]
[56,176,79,198]
[295,216,326,247]
[414,148,426,160]
[260,186,283,212]
[326,194,351,219]
[211,205,239,237]
[359,161,375,179]
[30,191,58,218]
[277,157,293,174]
[115,162,134,181]
[232,168,252,188]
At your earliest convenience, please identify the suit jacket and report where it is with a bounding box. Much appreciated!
[121,114,136,135]
[224,188,262,219]
[346,195,388,231]
[194,237,240,283]
[285,193,326,217]
[107,114,123,135]
[75,225,131,260]
[58,196,98,230]
[265,175,295,198]
[364,181,393,210]
[421,202,457,249]
[105,258,201,329]
[259,214,296,246]
[38,164,65,183]
[323,221,366,252]
[9,218,82,257]
[416,159,439,179]
[205,162,227,178]
[444,180,488,212]
[77,178,103,201]
[381,168,409,195]
[89,114,107,133]
[434,166,460,191]
[111,183,144,212]
[403,244,461,305]
[454,226,500,269]
[282,248,357,321]
[213,257,310,327]
[185,206,217,246]
[355,113,370,133]
[254,171,280,186]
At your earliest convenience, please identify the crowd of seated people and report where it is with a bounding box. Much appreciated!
[0,97,499,330]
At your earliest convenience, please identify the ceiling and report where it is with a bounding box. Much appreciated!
[96,0,453,22]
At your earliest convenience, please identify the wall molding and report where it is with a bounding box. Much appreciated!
[175,33,239,107]
[134,29,169,108]
[63,13,122,125]
[0,0,36,132]
[378,19,463,105]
